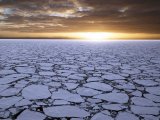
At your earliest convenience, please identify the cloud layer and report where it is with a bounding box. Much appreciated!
[0,0,160,34]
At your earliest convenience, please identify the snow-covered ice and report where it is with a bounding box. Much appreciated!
[102,74,125,80]
[83,82,113,91]
[133,79,158,86]
[91,112,113,120]
[51,89,84,103]
[131,105,159,115]
[77,87,102,97]
[0,74,30,84]
[17,109,46,120]
[0,96,22,109]
[131,97,157,106]
[94,93,129,103]
[22,85,51,100]
[64,82,79,90]
[145,86,160,95]
[43,106,90,118]
[0,40,160,119]
[0,88,21,97]
[102,104,127,111]
[116,112,139,120]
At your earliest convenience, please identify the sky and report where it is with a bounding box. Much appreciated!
[0,0,160,39]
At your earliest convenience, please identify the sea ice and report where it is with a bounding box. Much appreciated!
[94,93,129,103]
[43,106,90,118]
[83,82,113,91]
[17,109,46,120]
[51,89,84,103]
[22,85,51,100]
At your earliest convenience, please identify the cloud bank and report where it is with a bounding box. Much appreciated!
[0,0,160,34]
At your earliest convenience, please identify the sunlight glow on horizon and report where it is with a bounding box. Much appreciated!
[69,32,160,40]
[0,31,160,40]
[72,32,113,41]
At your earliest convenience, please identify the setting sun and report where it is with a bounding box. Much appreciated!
[72,32,114,41]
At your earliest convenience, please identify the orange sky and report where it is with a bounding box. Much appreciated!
[0,31,160,39]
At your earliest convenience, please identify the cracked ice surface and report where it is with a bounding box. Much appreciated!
[0,40,160,119]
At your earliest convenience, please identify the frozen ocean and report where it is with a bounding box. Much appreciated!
[0,39,160,120]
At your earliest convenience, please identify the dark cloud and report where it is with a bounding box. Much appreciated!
[0,0,160,34]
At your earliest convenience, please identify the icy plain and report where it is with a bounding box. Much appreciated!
[0,40,160,120]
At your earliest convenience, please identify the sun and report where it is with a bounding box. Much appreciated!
[82,32,106,41]
[75,32,113,41]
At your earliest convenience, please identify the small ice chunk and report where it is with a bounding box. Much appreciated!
[68,74,84,81]
[0,85,9,92]
[102,104,127,111]
[131,105,159,115]
[77,87,101,97]
[43,106,90,118]
[83,82,113,91]
[39,71,56,76]
[16,67,35,74]
[94,93,129,103]
[134,80,158,86]
[86,77,103,82]
[51,89,84,103]
[54,100,70,105]
[91,112,113,120]
[17,109,46,120]
[131,97,157,106]
[64,83,79,90]
[0,88,21,97]
[15,99,32,107]
[144,94,160,103]
[0,96,22,109]
[102,74,125,80]
[0,74,30,84]
[121,69,140,75]
[22,85,51,100]
[145,87,160,95]
[0,70,16,75]
[116,112,139,120]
